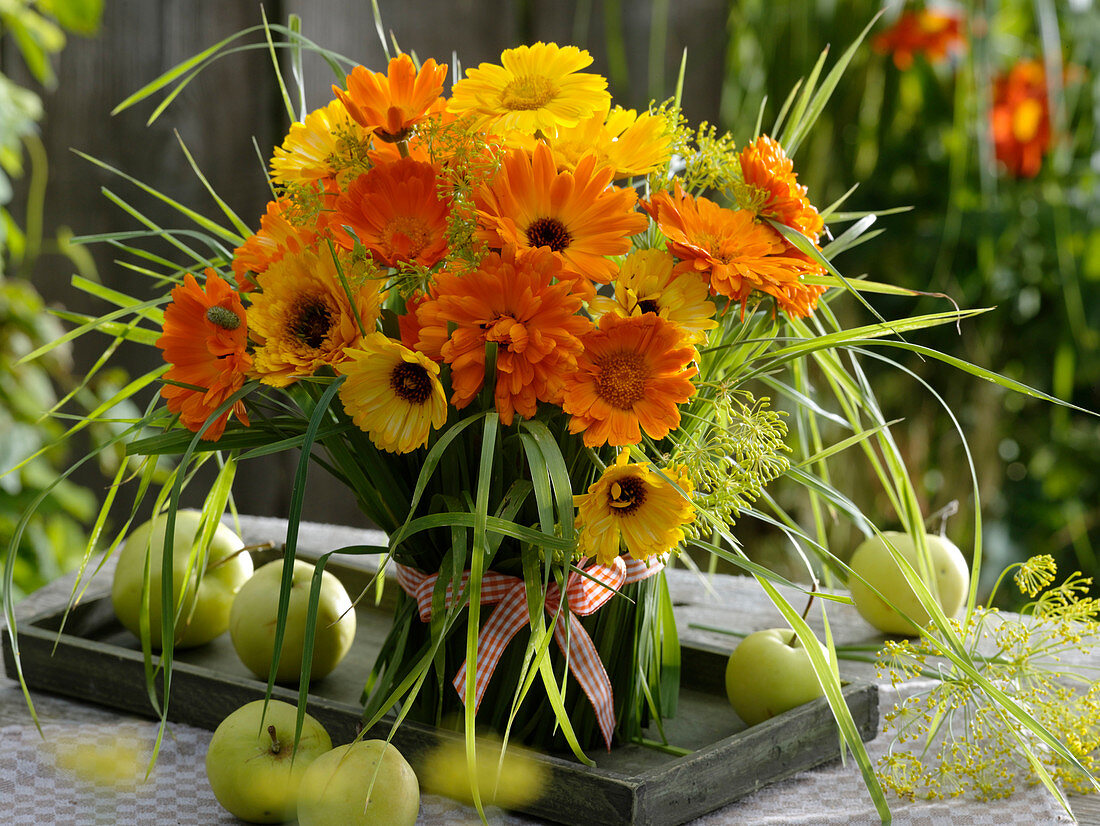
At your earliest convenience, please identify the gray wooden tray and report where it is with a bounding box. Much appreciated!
[2,556,878,826]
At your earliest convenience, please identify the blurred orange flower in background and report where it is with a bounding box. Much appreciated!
[874,7,966,71]
[991,59,1052,179]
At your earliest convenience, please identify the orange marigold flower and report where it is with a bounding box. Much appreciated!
[874,9,966,71]
[330,157,451,269]
[737,135,824,242]
[247,247,383,387]
[334,53,447,143]
[475,142,647,300]
[992,60,1052,179]
[414,247,591,425]
[562,313,697,448]
[232,199,319,292]
[645,186,824,318]
[156,270,251,441]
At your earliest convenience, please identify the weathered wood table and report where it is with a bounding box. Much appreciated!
[0,516,1092,824]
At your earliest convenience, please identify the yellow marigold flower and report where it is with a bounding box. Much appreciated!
[270,100,372,187]
[247,247,383,386]
[509,104,673,180]
[337,333,447,454]
[575,450,694,566]
[448,42,610,135]
[589,248,717,345]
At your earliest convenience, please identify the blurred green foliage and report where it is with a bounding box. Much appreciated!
[1,0,107,600]
[715,0,1099,603]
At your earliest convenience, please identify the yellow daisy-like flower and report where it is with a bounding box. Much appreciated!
[589,249,717,345]
[247,247,383,386]
[448,42,610,135]
[510,104,673,180]
[337,332,447,454]
[270,100,372,187]
[575,451,694,566]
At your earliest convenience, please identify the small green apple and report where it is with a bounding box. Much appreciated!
[111,509,253,648]
[229,559,356,683]
[724,628,827,726]
[205,699,332,824]
[296,739,419,826]
[848,531,969,635]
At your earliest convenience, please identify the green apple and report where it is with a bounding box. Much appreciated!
[847,531,969,635]
[111,509,253,648]
[205,699,332,823]
[724,628,826,726]
[296,740,419,826]
[229,559,356,683]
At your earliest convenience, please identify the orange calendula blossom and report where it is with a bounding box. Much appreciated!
[232,199,319,292]
[646,186,824,318]
[562,313,697,448]
[873,8,966,71]
[449,42,610,135]
[330,157,451,269]
[475,142,647,300]
[247,247,383,386]
[337,332,448,454]
[737,135,825,242]
[334,53,447,143]
[415,247,591,425]
[991,60,1052,179]
[575,450,694,566]
[156,270,251,440]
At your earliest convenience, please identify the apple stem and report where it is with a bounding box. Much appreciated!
[799,580,818,624]
[267,725,281,755]
[208,541,277,570]
[926,500,959,537]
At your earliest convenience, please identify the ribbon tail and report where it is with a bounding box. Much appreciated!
[553,617,615,750]
[452,587,529,712]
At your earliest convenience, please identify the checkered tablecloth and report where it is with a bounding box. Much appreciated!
[0,517,1082,825]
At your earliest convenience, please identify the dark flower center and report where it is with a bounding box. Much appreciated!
[637,299,660,315]
[594,352,648,409]
[390,360,432,405]
[292,299,333,349]
[608,476,646,516]
[525,217,572,252]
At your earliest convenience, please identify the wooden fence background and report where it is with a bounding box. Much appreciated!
[4,0,737,530]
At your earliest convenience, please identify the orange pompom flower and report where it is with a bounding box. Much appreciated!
[247,247,383,387]
[646,186,824,318]
[737,135,825,242]
[575,450,694,566]
[330,157,451,269]
[232,199,319,292]
[562,313,697,448]
[475,142,647,299]
[874,8,966,71]
[156,270,251,440]
[991,60,1052,179]
[334,53,447,143]
[414,247,591,425]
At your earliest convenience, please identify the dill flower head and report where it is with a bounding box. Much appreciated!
[1014,555,1058,598]
[337,332,447,454]
[574,450,694,566]
[156,270,251,440]
[448,42,611,135]
[247,247,383,386]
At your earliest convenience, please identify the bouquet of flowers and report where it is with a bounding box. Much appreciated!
[5,11,1095,822]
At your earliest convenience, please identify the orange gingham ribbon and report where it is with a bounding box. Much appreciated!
[393,556,663,749]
